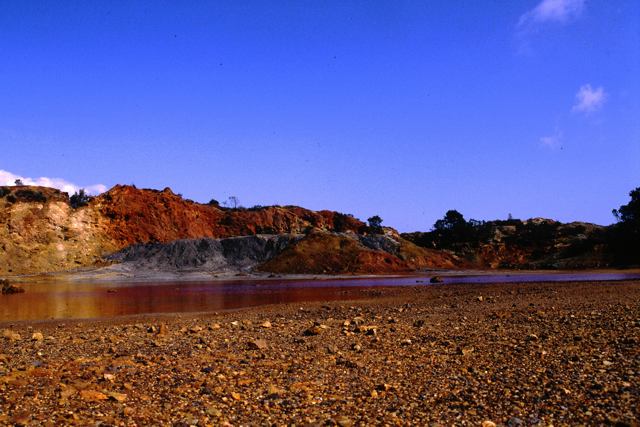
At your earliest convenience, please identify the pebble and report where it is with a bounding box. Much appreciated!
[206,406,222,417]
[267,385,284,396]
[107,392,127,402]
[248,339,268,350]
[457,346,474,356]
[326,345,339,354]
[304,326,324,336]
[80,390,108,402]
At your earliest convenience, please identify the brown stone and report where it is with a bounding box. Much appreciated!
[248,339,268,350]
[80,389,108,402]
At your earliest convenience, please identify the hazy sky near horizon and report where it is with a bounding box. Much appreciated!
[1,1,639,231]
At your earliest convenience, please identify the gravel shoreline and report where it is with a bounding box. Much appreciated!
[1,280,639,426]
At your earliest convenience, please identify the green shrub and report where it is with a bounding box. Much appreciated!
[70,189,93,208]
[14,189,47,203]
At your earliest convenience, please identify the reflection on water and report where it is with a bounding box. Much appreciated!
[1,272,639,322]
[0,280,374,321]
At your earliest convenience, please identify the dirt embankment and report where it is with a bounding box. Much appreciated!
[260,231,462,275]
[92,231,461,279]
[0,185,365,275]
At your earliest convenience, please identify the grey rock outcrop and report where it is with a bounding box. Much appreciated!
[108,234,302,273]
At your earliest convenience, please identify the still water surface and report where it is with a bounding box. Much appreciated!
[1,271,638,322]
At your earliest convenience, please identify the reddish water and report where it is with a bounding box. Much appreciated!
[1,272,638,322]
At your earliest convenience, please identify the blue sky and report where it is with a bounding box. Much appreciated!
[1,0,639,231]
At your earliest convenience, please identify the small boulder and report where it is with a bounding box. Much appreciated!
[430,276,443,284]
[1,280,25,295]
[2,329,21,341]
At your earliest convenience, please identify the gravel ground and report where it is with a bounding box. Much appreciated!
[0,280,638,426]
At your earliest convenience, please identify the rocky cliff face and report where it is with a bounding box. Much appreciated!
[95,185,365,246]
[0,187,112,275]
[0,185,365,275]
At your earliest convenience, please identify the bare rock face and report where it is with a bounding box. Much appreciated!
[0,186,114,275]
[108,235,302,273]
[95,185,365,246]
[0,185,366,275]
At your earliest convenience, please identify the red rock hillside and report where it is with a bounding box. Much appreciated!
[0,185,372,275]
[96,185,365,247]
[259,230,463,275]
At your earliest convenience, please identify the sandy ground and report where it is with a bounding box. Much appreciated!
[1,280,639,426]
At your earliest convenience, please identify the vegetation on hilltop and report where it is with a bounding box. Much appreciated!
[609,187,640,266]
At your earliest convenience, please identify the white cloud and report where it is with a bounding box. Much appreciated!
[518,0,585,29]
[0,169,107,195]
[540,130,563,149]
[572,84,607,114]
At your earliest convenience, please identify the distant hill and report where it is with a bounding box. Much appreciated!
[402,218,612,269]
